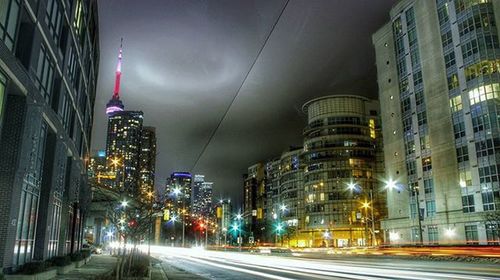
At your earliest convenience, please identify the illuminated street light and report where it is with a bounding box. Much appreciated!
[389,231,400,242]
[280,204,287,212]
[170,215,178,222]
[445,228,456,238]
[361,201,370,209]
[232,223,239,231]
[347,182,356,191]
[107,231,114,237]
[121,200,128,207]
[173,187,181,196]
[384,179,398,190]
[385,178,423,245]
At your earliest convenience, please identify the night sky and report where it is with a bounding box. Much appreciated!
[91,0,395,206]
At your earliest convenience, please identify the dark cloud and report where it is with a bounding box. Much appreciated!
[92,0,395,206]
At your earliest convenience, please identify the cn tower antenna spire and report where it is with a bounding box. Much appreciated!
[113,38,123,98]
[106,38,125,116]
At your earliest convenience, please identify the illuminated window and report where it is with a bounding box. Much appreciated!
[449,95,463,112]
[468,83,500,105]
[422,157,432,172]
[369,119,375,138]
[465,60,500,81]
[320,193,325,201]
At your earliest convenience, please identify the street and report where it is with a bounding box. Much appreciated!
[150,246,500,280]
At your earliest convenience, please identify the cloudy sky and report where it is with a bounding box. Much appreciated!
[91,0,395,206]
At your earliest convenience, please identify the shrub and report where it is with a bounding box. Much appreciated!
[125,254,150,277]
[51,256,71,267]
[70,252,83,262]
[17,261,48,275]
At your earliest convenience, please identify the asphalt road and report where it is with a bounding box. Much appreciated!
[150,246,500,280]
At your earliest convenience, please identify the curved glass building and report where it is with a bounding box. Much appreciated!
[301,95,383,247]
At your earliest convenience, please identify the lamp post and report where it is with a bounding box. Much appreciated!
[385,179,423,245]
[147,191,154,256]
[172,187,187,247]
[235,213,242,251]
[361,201,369,246]
[279,204,287,246]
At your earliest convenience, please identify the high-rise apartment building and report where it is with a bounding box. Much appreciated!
[244,95,384,247]
[0,0,99,271]
[301,95,383,247]
[373,0,500,245]
[243,163,266,242]
[278,148,303,239]
[105,110,144,195]
[139,126,156,196]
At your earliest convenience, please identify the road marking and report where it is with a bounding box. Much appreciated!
[179,255,295,280]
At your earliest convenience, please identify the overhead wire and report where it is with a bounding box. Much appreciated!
[189,0,290,172]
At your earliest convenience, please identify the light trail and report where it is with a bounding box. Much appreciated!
[150,246,500,280]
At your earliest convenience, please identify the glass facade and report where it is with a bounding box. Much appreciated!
[438,0,500,223]
[302,96,382,247]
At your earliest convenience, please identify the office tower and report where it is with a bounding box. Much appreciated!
[373,0,500,245]
[166,172,192,213]
[0,0,99,270]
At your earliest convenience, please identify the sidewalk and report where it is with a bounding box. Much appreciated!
[52,255,117,280]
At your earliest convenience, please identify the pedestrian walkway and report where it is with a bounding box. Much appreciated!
[52,255,117,280]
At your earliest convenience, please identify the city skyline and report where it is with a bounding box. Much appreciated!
[90,0,395,204]
[1,0,500,278]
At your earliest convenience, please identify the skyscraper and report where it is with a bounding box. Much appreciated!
[0,0,99,270]
[105,110,144,195]
[165,172,192,213]
[192,175,205,215]
[103,41,144,197]
[139,126,157,196]
[373,0,500,245]
[243,163,266,242]
[191,175,213,218]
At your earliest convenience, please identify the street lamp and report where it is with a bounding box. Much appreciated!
[347,181,376,246]
[121,200,128,208]
[235,213,242,251]
[275,223,284,246]
[385,179,423,245]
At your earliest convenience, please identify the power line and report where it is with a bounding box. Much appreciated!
[189,0,290,172]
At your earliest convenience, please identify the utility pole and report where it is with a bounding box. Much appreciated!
[369,189,376,246]
[364,205,369,246]
[205,222,208,247]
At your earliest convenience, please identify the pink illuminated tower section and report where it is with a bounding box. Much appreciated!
[113,40,123,97]
[106,39,125,116]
